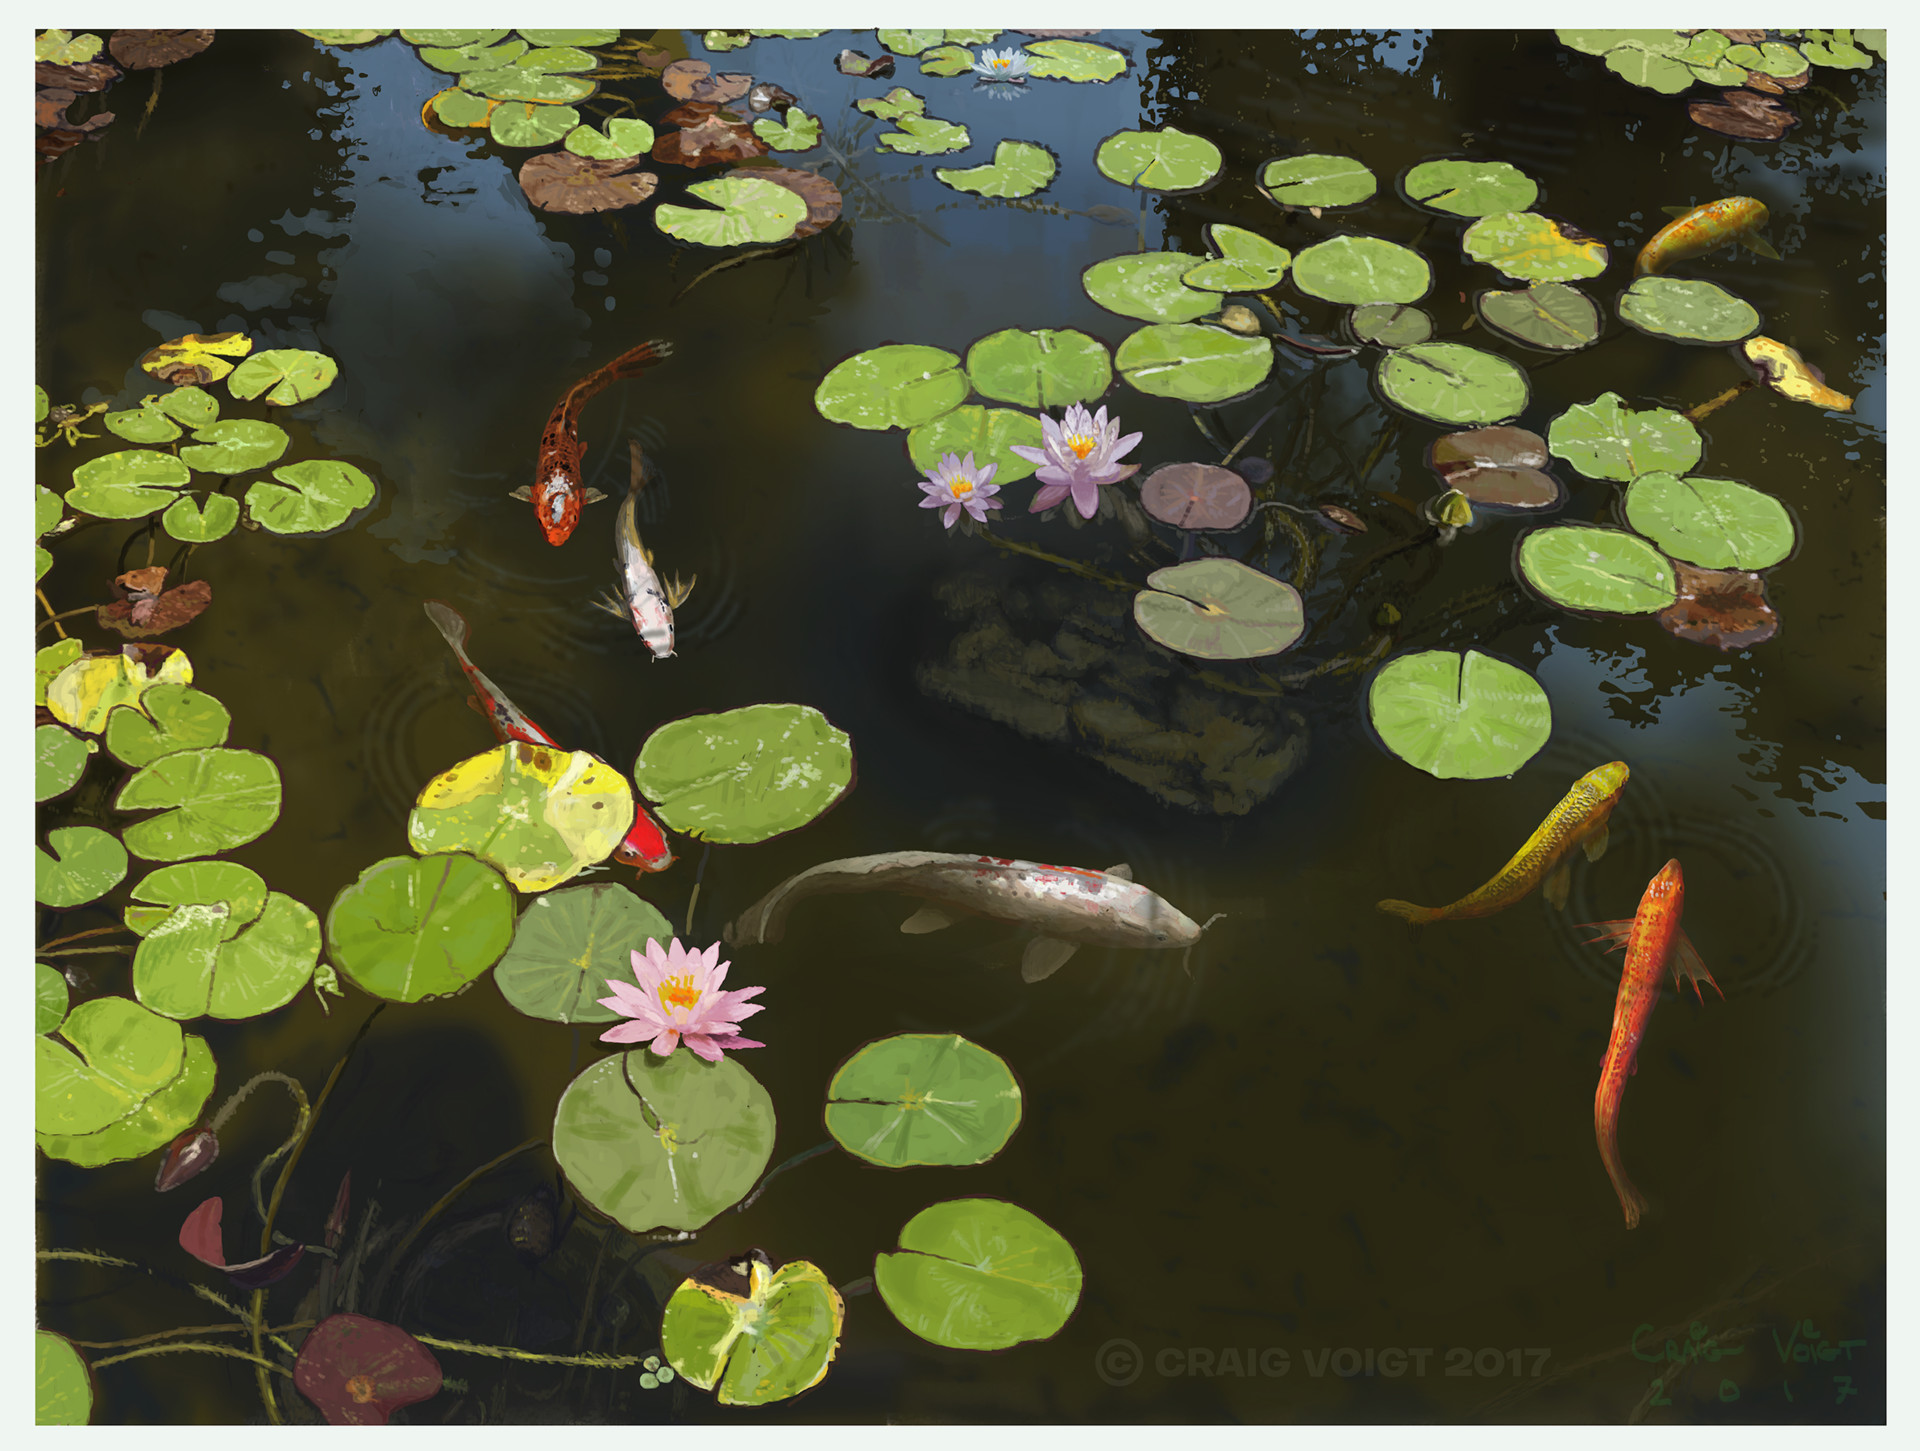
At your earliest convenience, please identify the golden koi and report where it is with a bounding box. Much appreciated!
[1377,762,1628,924]
[1634,197,1781,277]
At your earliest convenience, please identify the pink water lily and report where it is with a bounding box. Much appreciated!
[598,938,765,1062]
[1010,403,1143,518]
[917,450,1003,528]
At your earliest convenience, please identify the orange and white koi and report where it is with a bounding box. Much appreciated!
[1581,859,1722,1228]
[511,339,674,546]
[1377,762,1628,924]
[592,438,693,661]
[1633,197,1781,277]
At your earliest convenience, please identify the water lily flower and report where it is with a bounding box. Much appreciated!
[917,450,1003,528]
[598,938,765,1062]
[972,47,1032,82]
[1010,403,1143,518]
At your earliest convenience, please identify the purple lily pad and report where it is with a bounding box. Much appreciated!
[294,1314,443,1426]
[1139,463,1251,530]
[1429,427,1563,511]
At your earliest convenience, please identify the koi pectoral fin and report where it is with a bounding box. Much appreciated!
[1583,825,1610,864]
[665,574,696,609]
[1020,937,1079,983]
[1544,859,1573,911]
[589,593,628,620]
[584,488,610,505]
[1742,235,1782,261]
[1671,929,1724,1003]
[901,907,955,934]
[1578,919,1635,953]
[508,485,534,501]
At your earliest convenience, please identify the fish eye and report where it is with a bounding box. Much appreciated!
[1154,930,1168,942]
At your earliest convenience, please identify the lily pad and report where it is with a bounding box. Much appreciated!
[1463,212,1608,283]
[520,153,659,214]
[815,345,968,431]
[37,484,62,536]
[35,1331,93,1426]
[907,407,1043,485]
[115,747,282,861]
[877,114,971,156]
[326,853,516,1002]
[918,44,974,77]
[633,704,853,845]
[104,683,230,767]
[1257,154,1376,209]
[1375,342,1529,425]
[96,575,212,641]
[227,348,338,405]
[1114,323,1272,403]
[490,101,580,148]
[35,995,182,1137]
[853,87,924,120]
[36,826,129,908]
[1023,39,1127,82]
[494,882,675,1024]
[517,29,618,46]
[935,139,1057,198]
[66,449,191,519]
[752,106,820,152]
[126,860,267,939]
[876,29,942,55]
[138,331,252,387]
[1547,392,1701,482]
[399,29,505,47]
[36,30,105,65]
[1094,126,1221,192]
[416,39,528,72]
[1617,276,1760,344]
[245,459,376,534]
[662,1256,844,1406]
[38,1028,214,1168]
[875,1198,1082,1350]
[1291,235,1432,305]
[408,743,636,893]
[1134,558,1305,659]
[162,492,240,543]
[656,175,806,247]
[565,117,656,159]
[36,639,83,709]
[826,1034,1022,1167]
[552,1048,776,1233]
[1688,88,1799,141]
[45,646,193,734]
[1516,524,1678,614]
[1475,282,1601,351]
[1658,561,1779,651]
[1367,649,1552,780]
[133,892,318,1021]
[1138,463,1252,529]
[36,724,94,802]
[517,45,599,73]
[1348,303,1433,348]
[1429,427,1563,510]
[178,419,289,475]
[754,169,842,239]
[300,29,392,46]
[103,404,181,443]
[1622,473,1795,570]
[1183,224,1291,292]
[964,328,1110,409]
[1800,29,1873,68]
[1741,336,1853,411]
[1401,158,1537,217]
[430,86,493,127]
[1082,253,1220,323]
[36,964,70,1036]
[462,65,595,103]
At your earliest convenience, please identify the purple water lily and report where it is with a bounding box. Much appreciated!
[1011,403,1142,518]
[916,450,1003,528]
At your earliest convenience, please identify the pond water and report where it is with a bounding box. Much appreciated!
[34,28,1885,1425]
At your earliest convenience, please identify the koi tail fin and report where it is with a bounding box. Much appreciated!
[559,339,675,430]
[1377,898,1444,925]
[423,600,474,662]
[1670,929,1723,1003]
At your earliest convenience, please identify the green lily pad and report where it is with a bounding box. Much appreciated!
[431,86,493,127]
[815,345,968,431]
[1547,391,1701,481]
[919,44,975,77]
[178,420,290,475]
[826,1033,1023,1167]
[516,29,618,46]
[875,1198,1082,1350]
[126,860,267,939]
[103,683,231,768]
[1801,30,1873,68]
[227,349,339,406]
[1082,253,1221,323]
[935,140,1056,198]
[853,87,924,120]
[37,484,62,536]
[1401,158,1537,217]
[752,106,821,152]
[1723,41,1809,78]
[1023,39,1128,82]
[1376,342,1529,425]
[36,827,128,909]
[1475,283,1601,351]
[1367,649,1552,780]
[876,29,943,55]
[103,404,182,444]
[490,101,581,147]
[941,29,1000,45]
[1463,211,1609,283]
[964,328,1110,410]
[462,65,596,103]
[36,724,94,802]
[1605,47,1695,92]
[66,450,191,519]
[152,386,219,427]
[1348,303,1433,348]
[703,31,750,51]
[1617,276,1760,344]
[1183,224,1291,292]
[1095,126,1221,192]
[400,29,507,47]
[1257,153,1376,209]
[662,1257,843,1406]
[326,853,516,1002]
[656,175,806,247]
[162,492,239,543]
[115,747,282,861]
[877,115,971,156]
[1114,323,1273,404]
[566,117,656,159]
[494,882,675,1024]
[416,39,528,72]
[37,546,52,583]
[245,459,376,534]
[300,29,393,46]
[1133,558,1305,660]
[38,1030,214,1168]
[133,891,319,1021]
[34,995,184,1137]
[553,1048,777,1233]
[408,744,636,893]
[36,639,83,709]
[35,384,50,422]
[907,407,1042,485]
[36,965,70,1038]
[35,1331,92,1426]
[1516,524,1678,614]
[517,45,599,73]
[634,704,853,845]
[1291,235,1432,305]
[1623,474,1796,570]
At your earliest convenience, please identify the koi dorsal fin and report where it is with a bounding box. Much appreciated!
[1105,863,1133,879]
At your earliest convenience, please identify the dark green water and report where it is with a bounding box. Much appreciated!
[36,29,1884,1424]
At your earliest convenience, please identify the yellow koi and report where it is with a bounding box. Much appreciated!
[1634,197,1780,277]
[1378,762,1628,925]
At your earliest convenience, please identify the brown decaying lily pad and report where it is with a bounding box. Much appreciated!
[295,1314,443,1427]
[661,58,752,105]
[37,89,77,127]
[108,29,214,69]
[750,167,843,238]
[1316,503,1366,534]
[1429,426,1561,510]
[1714,29,1765,44]
[652,114,767,168]
[1689,88,1798,141]
[518,153,658,214]
[98,568,212,638]
[1139,463,1252,530]
[37,60,120,92]
[835,49,895,78]
[660,100,725,126]
[1658,560,1778,650]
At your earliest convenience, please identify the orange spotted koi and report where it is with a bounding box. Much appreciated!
[1634,197,1781,277]
[511,339,674,546]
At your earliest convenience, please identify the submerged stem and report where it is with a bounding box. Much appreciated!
[977,532,1134,592]
[733,1138,838,1214]
[93,1341,293,1376]
[36,589,70,639]
[416,1335,643,1369]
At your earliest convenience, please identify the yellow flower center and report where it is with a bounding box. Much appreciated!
[1066,432,1096,459]
[993,57,1009,67]
[346,1375,378,1405]
[951,477,974,497]
[658,975,701,1011]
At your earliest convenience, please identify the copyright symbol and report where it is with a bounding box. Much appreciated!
[1096,1338,1142,1387]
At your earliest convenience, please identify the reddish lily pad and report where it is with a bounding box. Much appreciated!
[1657,560,1779,650]
[1688,88,1798,139]
[294,1314,443,1426]
[1138,463,1252,529]
[108,30,213,69]
[1429,427,1563,511]
[97,570,213,639]
[662,58,752,105]
[652,114,767,168]
[753,168,843,238]
[177,1196,307,1287]
[518,153,658,214]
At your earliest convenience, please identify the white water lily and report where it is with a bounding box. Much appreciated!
[971,47,1032,82]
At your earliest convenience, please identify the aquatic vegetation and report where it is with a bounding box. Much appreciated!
[918,450,1004,527]
[631,703,854,843]
[1133,559,1306,660]
[655,173,806,245]
[1139,462,1253,529]
[324,853,516,1002]
[596,937,765,1060]
[1741,335,1853,411]
[752,103,820,151]
[661,1252,842,1405]
[1428,427,1565,511]
[972,47,1033,82]
[1259,153,1377,210]
[825,1034,1023,1167]
[1475,282,1602,351]
[1516,525,1678,614]
[1022,38,1130,82]
[1013,402,1142,516]
[1616,276,1761,343]
[494,882,674,1023]
[293,1315,443,1427]
[875,1199,1083,1350]
[1658,561,1780,651]
[1095,125,1222,191]
[1622,474,1797,571]
[1367,648,1554,779]
[935,138,1057,198]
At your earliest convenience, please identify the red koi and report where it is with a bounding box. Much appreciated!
[1580,859,1722,1229]
[512,338,674,546]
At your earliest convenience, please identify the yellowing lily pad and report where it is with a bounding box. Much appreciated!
[227,349,339,405]
[408,743,636,892]
[1367,649,1552,780]
[662,1256,844,1406]
[1134,559,1305,659]
[326,853,515,1002]
[45,647,193,735]
[138,332,253,387]
[36,639,82,709]
[1463,211,1609,283]
[826,1034,1022,1167]
[1741,336,1852,410]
